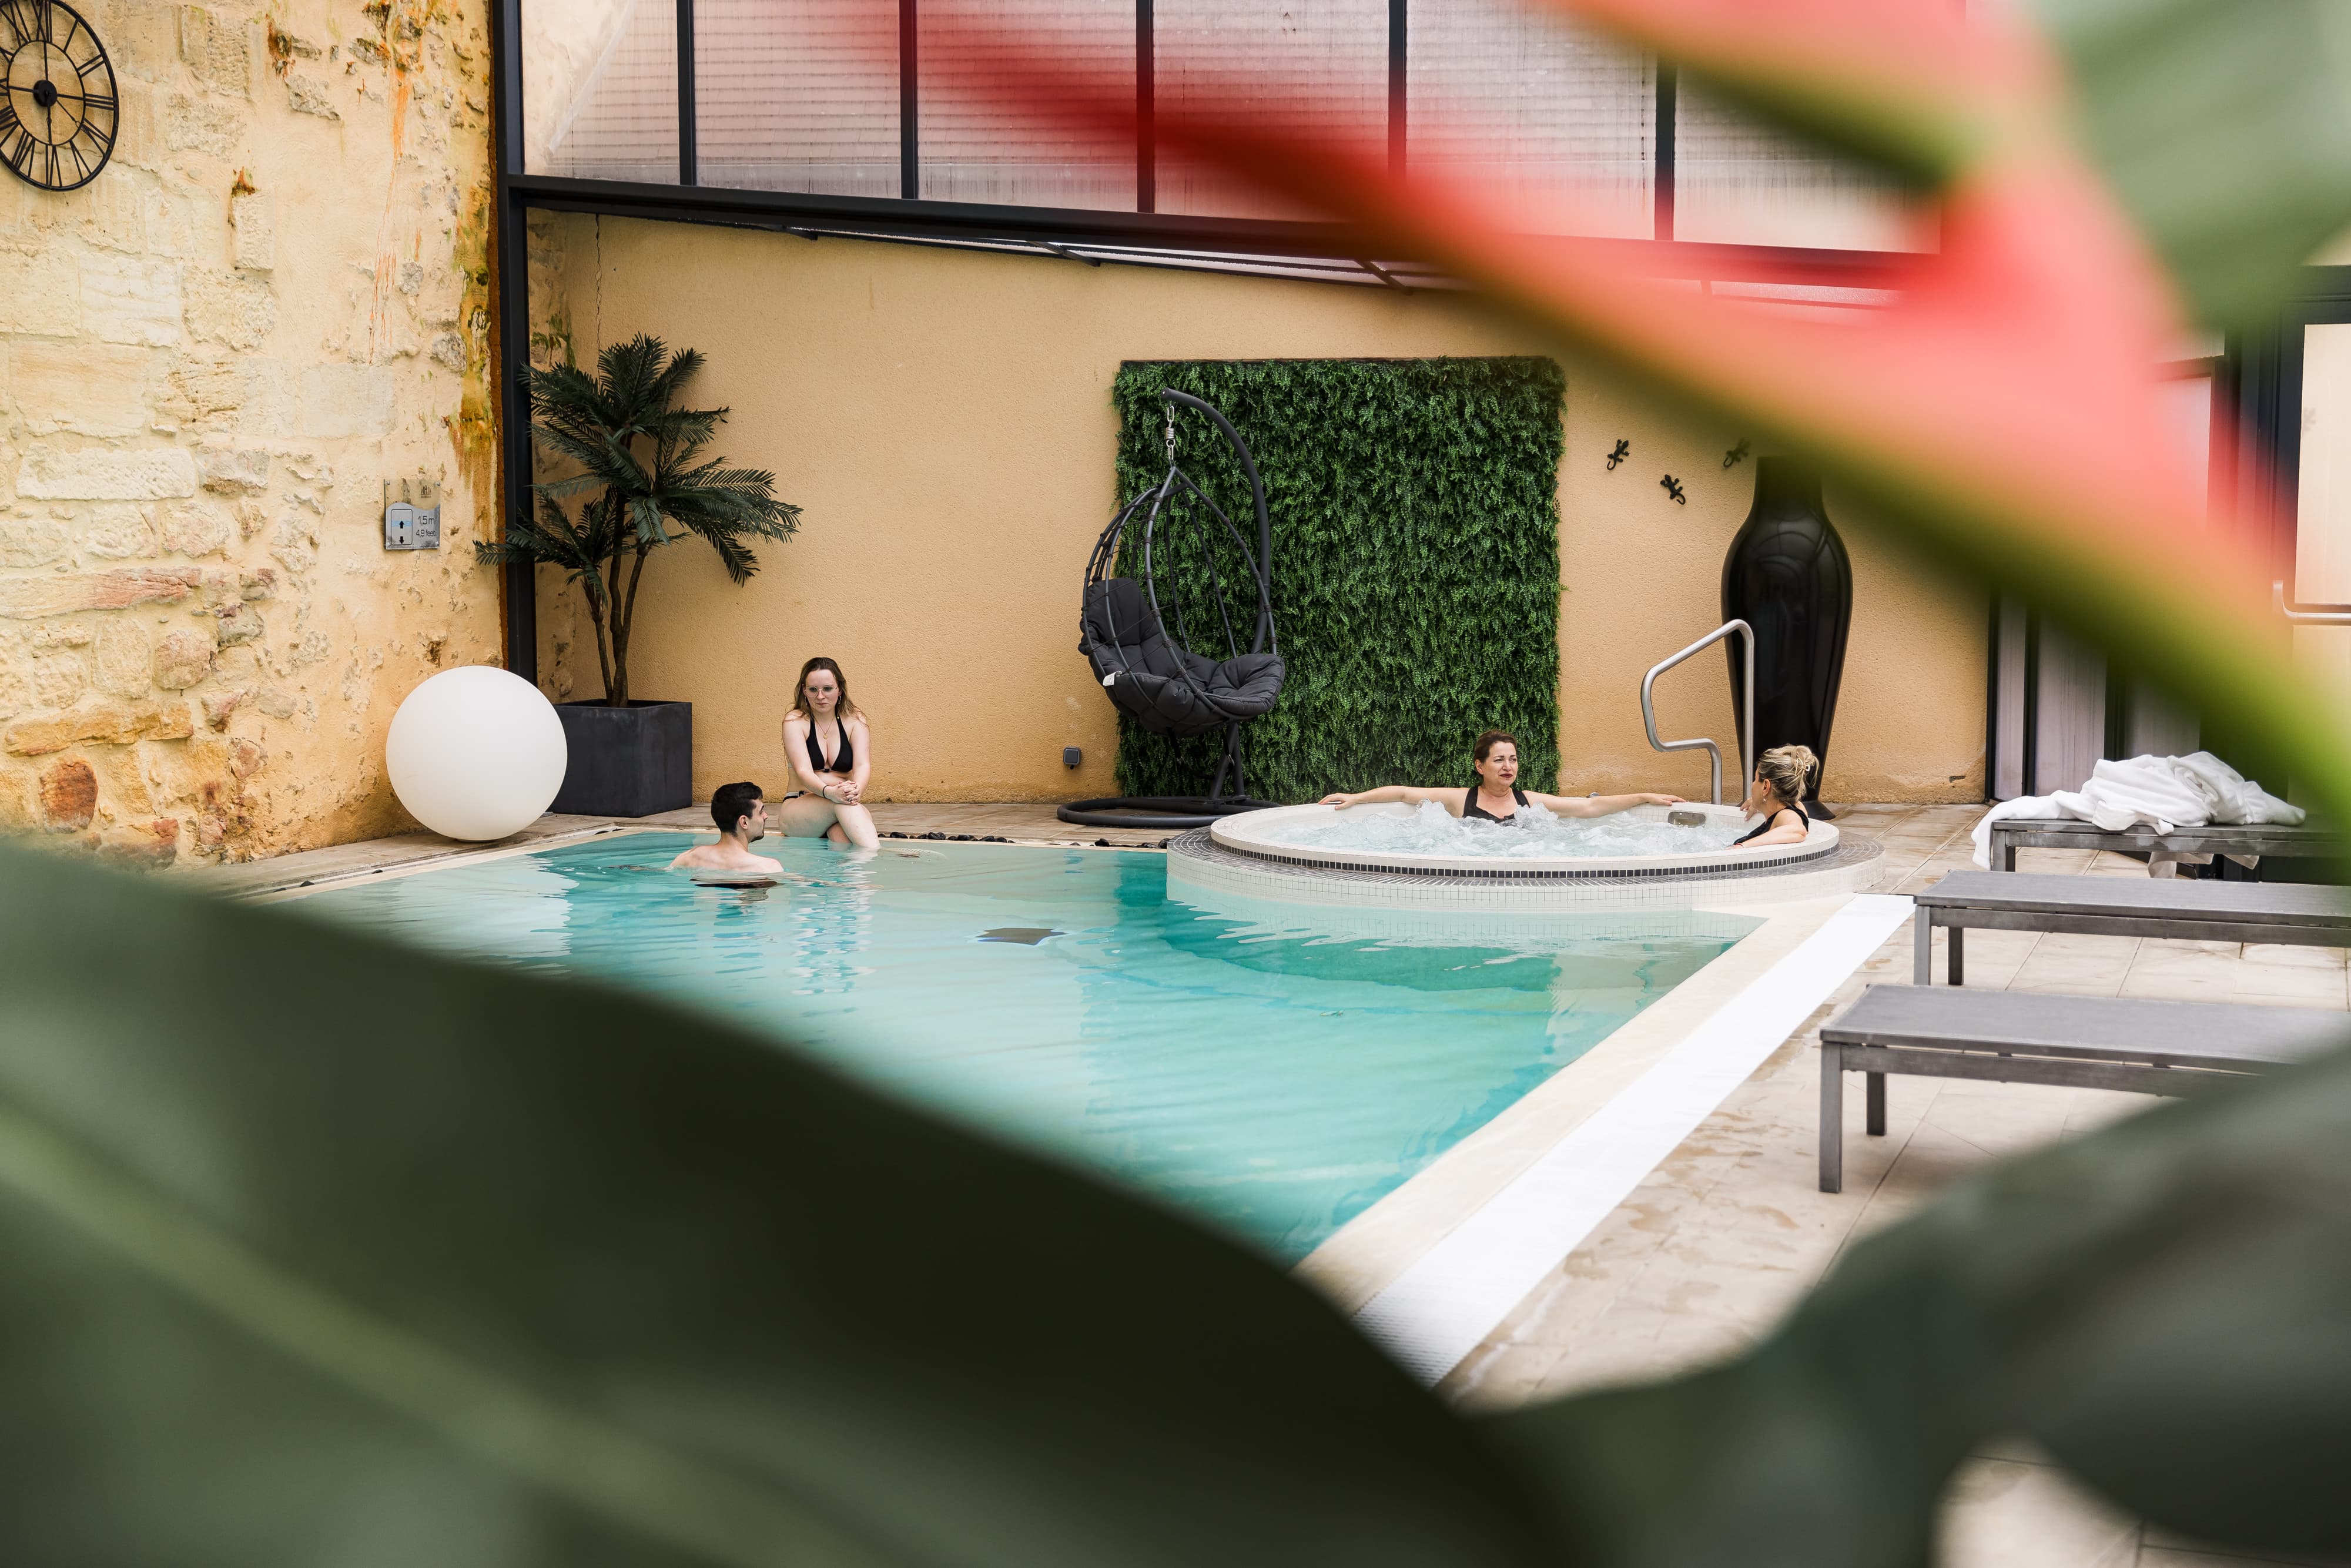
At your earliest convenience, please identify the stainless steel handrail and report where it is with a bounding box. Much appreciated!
[2275,580,2351,625]
[1640,620,1754,805]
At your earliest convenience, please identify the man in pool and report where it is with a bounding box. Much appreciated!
[669,781,785,875]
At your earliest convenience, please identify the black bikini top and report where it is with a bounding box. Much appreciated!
[1734,802,1809,845]
[805,717,854,776]
[1462,785,1529,823]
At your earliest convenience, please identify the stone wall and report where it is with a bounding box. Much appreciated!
[0,1,504,866]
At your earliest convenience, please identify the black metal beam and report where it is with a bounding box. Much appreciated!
[1136,0,1154,213]
[503,171,1919,289]
[2021,605,2040,795]
[1655,61,1676,243]
[675,0,696,186]
[1388,0,1406,179]
[900,0,919,198]
[491,0,535,683]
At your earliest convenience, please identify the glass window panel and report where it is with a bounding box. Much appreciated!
[695,0,900,197]
[1672,85,1933,251]
[1406,0,1652,240]
[1154,0,1387,220]
[525,0,679,182]
[919,0,1135,209]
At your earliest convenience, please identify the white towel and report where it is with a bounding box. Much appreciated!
[2173,750,2303,826]
[1970,752,2305,870]
[1969,794,2069,869]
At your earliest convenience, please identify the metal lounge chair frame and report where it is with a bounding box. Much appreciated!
[1818,983,2345,1191]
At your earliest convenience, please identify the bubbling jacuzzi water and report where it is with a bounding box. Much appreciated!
[1257,800,1748,860]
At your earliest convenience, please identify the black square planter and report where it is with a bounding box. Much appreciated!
[552,701,692,817]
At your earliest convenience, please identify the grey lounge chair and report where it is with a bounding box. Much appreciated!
[1985,815,2345,872]
[1912,870,2351,986]
[1817,984,2346,1191]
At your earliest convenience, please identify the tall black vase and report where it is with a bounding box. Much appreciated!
[1722,457,1853,815]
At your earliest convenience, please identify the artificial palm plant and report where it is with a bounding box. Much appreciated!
[477,334,801,705]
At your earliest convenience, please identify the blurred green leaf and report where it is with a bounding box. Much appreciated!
[9,836,2351,1565]
[2032,0,2351,326]
[0,844,1556,1567]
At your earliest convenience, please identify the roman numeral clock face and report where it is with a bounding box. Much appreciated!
[0,1,116,192]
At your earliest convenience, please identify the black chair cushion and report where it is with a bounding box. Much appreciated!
[1204,652,1285,716]
[1081,578,1159,651]
[1081,578,1285,738]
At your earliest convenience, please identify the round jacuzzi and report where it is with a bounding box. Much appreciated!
[1166,800,1883,913]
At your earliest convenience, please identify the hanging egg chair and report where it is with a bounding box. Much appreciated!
[1058,390,1286,830]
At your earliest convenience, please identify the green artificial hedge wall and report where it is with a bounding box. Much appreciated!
[1110,357,1565,803]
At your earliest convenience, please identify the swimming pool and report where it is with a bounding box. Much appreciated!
[299,833,1757,1262]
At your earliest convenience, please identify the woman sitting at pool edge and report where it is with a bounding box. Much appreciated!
[1318,731,1683,822]
[779,655,880,849]
[1733,744,1819,847]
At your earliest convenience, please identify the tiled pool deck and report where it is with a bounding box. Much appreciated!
[190,800,2339,1567]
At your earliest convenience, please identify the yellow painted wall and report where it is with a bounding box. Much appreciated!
[534,215,1987,805]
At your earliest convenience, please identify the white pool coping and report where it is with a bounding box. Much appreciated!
[243,823,648,902]
[243,823,1049,903]
[1296,890,1913,1383]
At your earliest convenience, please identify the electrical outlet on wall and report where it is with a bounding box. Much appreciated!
[383,477,443,551]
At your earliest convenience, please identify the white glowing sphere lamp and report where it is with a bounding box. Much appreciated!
[386,666,568,841]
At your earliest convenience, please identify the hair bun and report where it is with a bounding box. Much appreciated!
[1756,743,1819,799]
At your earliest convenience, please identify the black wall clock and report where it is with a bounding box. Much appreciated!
[0,1,116,192]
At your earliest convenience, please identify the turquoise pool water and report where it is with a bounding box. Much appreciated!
[303,834,1756,1261]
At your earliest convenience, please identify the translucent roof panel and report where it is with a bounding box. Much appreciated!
[1673,83,1935,252]
[1406,0,1654,240]
[513,0,1940,263]
[695,0,902,198]
[1154,0,1388,220]
[525,0,679,184]
[919,0,1136,210]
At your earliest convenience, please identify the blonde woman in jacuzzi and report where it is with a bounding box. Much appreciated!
[1729,744,1819,847]
[1317,729,1683,825]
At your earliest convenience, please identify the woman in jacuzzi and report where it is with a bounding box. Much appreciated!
[1318,730,1683,824]
[1731,744,1819,846]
